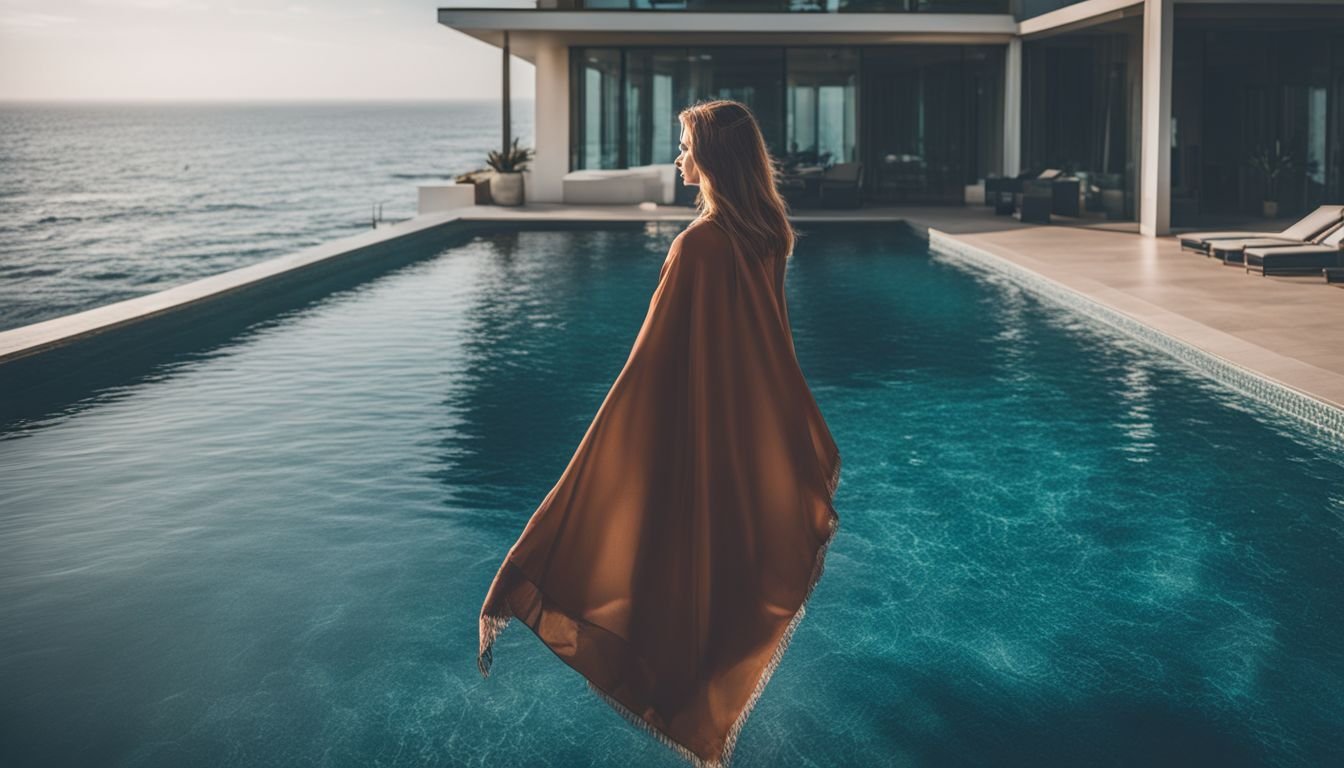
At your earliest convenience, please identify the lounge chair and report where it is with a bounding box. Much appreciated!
[819,162,863,209]
[1178,204,1344,254]
[1207,219,1344,265]
[1244,223,1344,276]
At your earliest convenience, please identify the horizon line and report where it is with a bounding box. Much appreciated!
[0,96,537,105]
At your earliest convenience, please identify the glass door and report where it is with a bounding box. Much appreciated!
[861,46,969,204]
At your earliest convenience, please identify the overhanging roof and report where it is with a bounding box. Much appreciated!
[438,10,1018,58]
[441,2,1344,55]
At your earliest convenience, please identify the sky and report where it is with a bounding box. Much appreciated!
[0,0,536,101]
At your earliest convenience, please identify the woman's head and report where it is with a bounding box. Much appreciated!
[676,99,796,262]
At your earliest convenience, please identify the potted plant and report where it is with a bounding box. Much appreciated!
[486,138,534,207]
[1249,140,1294,218]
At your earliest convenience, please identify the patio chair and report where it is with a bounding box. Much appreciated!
[1244,223,1344,276]
[1207,219,1344,265]
[984,171,1032,209]
[819,162,864,209]
[987,169,1061,217]
[1051,175,1082,218]
[1013,179,1053,223]
[1178,204,1344,254]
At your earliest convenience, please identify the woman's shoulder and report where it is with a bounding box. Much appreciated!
[678,217,733,254]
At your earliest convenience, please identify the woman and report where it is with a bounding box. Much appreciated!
[477,99,842,768]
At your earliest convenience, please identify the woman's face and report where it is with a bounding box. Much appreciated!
[675,125,701,186]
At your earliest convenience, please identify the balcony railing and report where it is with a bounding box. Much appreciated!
[441,1,1011,12]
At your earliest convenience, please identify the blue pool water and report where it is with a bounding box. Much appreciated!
[1,223,1342,767]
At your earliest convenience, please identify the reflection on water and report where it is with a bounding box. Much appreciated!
[1,224,1342,768]
[1116,362,1158,461]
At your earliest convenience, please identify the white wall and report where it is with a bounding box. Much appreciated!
[531,35,569,204]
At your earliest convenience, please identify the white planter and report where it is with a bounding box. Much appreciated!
[490,171,525,206]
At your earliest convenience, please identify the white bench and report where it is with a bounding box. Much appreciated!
[417,183,477,214]
[563,164,676,205]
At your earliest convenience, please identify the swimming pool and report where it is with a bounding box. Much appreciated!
[2,223,1341,767]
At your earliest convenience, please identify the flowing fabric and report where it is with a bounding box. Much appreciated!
[477,217,842,768]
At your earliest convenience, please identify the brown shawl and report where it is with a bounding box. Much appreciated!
[477,217,842,767]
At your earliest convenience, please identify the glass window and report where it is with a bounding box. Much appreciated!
[786,48,859,168]
[861,46,1001,203]
[1169,24,1342,225]
[573,49,621,169]
[572,43,1006,206]
[625,49,691,167]
[964,45,1005,185]
[687,47,786,156]
[581,1,1012,10]
[1023,30,1137,219]
[575,46,784,170]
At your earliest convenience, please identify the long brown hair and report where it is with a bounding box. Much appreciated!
[678,99,797,262]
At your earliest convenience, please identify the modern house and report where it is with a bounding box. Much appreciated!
[439,1,1344,236]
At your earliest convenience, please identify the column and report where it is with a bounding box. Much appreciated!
[502,31,511,156]
[530,35,569,204]
[1002,37,1022,178]
[1139,0,1172,236]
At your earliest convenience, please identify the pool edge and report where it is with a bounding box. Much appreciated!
[0,212,490,365]
[927,227,1344,446]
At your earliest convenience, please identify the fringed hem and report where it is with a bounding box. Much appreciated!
[477,449,843,767]
[478,612,512,678]
[584,505,840,768]
[708,507,840,768]
[586,681,728,768]
[825,445,843,503]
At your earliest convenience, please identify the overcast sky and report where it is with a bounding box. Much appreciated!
[0,0,536,101]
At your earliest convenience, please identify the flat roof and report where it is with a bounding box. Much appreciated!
[437,9,1016,53]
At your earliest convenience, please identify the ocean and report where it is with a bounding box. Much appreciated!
[0,100,535,332]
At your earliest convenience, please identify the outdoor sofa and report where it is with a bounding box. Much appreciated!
[562,164,677,205]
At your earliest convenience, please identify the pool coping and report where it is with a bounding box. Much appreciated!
[0,211,473,365]
[924,227,1344,445]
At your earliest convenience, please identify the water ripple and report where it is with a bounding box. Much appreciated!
[0,226,1341,767]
